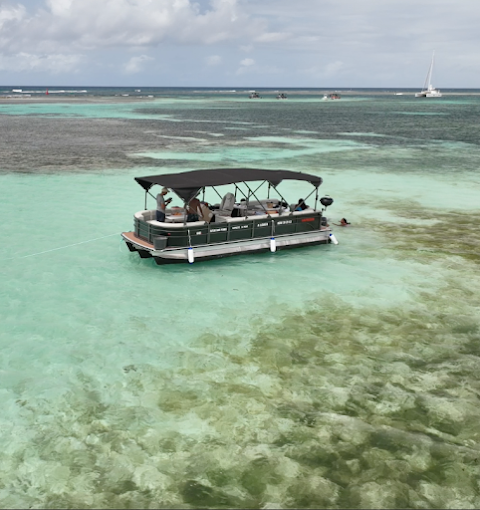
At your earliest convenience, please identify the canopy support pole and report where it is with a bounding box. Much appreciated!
[147,190,157,211]
[244,182,270,216]
[211,186,223,201]
[305,188,318,200]
[269,184,289,213]
[252,181,267,196]
[303,188,317,204]
[234,187,249,215]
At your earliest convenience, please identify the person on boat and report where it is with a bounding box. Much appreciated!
[295,198,308,211]
[199,202,214,223]
[156,187,172,222]
[333,218,350,226]
[274,200,289,210]
[186,197,202,222]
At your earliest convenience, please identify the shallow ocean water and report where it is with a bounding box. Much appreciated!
[1,89,480,508]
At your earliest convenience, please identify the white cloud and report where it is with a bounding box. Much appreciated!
[239,44,254,53]
[324,60,344,77]
[254,32,290,43]
[0,3,26,23]
[206,55,222,66]
[0,51,83,73]
[235,57,255,75]
[46,0,73,17]
[123,54,154,74]
[240,58,254,67]
[1,0,480,86]
[0,0,267,52]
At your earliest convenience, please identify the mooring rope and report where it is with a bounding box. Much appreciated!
[3,232,122,261]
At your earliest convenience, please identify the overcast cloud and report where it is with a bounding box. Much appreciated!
[0,0,479,87]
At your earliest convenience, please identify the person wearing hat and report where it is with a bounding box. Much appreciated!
[156,187,172,222]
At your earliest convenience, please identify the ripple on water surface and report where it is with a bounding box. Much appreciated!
[0,171,479,508]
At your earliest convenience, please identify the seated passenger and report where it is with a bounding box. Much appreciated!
[295,198,308,211]
[186,197,202,222]
[200,202,214,223]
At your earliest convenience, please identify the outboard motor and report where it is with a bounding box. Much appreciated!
[320,196,334,209]
[320,196,333,227]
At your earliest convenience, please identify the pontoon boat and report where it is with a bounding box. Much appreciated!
[121,168,337,264]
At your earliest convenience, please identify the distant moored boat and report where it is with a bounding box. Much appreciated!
[415,52,442,98]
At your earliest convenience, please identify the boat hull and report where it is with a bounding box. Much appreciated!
[151,231,330,264]
[415,91,442,98]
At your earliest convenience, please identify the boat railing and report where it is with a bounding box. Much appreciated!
[134,209,325,249]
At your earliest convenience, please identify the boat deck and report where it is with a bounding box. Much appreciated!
[122,231,154,250]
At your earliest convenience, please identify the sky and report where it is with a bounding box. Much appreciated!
[0,0,479,88]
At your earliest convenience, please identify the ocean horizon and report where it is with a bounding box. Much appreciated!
[3,85,480,97]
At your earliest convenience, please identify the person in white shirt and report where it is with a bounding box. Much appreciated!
[156,187,172,222]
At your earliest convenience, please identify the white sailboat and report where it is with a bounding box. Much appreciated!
[415,52,442,98]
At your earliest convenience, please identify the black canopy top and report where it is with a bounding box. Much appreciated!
[135,167,322,202]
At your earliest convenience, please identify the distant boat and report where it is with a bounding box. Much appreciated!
[322,92,341,100]
[276,93,287,99]
[249,91,260,99]
[415,52,442,98]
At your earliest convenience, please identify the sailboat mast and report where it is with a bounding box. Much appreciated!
[415,51,441,98]
[423,51,435,91]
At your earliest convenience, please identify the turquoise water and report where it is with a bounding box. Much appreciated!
[1,91,480,509]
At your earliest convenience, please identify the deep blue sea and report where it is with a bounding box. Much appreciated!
[0,87,479,509]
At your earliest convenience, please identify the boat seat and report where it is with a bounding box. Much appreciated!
[225,216,253,223]
[219,192,235,210]
[215,192,236,217]
[135,210,149,221]
[148,220,206,228]
[135,210,157,221]
[249,213,269,220]
[292,208,315,215]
